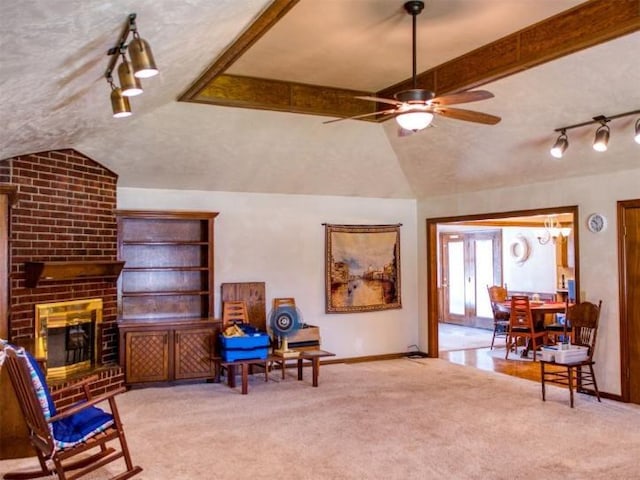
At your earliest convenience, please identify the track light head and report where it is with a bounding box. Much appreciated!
[110,85,132,118]
[593,122,610,152]
[635,118,640,145]
[107,74,132,118]
[550,130,568,158]
[117,55,143,97]
[129,35,158,79]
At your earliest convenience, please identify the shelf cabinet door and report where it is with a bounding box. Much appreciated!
[174,328,215,380]
[125,330,170,383]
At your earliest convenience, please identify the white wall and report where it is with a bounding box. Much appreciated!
[118,188,419,360]
[417,168,640,396]
[502,227,556,294]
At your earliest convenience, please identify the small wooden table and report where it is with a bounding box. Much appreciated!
[213,350,335,394]
[213,357,269,395]
[270,350,335,387]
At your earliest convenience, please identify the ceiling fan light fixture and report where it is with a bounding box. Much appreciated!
[593,123,610,152]
[550,130,568,158]
[634,118,640,144]
[396,110,434,132]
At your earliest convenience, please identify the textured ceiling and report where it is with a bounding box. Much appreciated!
[0,0,638,199]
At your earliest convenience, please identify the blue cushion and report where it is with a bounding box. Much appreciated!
[52,403,114,449]
[24,351,57,417]
[15,345,113,449]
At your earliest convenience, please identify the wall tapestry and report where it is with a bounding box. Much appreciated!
[325,223,401,313]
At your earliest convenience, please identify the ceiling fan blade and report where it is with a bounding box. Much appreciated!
[323,108,397,124]
[431,90,494,106]
[355,96,402,107]
[434,107,501,125]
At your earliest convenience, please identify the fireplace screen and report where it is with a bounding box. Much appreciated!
[35,298,103,380]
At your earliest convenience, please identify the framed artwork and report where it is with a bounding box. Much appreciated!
[325,224,401,313]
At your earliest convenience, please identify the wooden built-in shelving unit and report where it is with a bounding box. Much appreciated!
[116,210,220,384]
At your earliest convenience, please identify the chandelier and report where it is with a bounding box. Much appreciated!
[536,215,571,245]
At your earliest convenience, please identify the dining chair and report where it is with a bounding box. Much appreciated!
[540,300,602,407]
[544,296,571,344]
[505,295,548,361]
[486,284,509,350]
[0,341,142,480]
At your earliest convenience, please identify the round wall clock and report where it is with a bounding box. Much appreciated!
[587,213,607,233]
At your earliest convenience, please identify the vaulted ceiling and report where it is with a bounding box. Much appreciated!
[1,0,638,199]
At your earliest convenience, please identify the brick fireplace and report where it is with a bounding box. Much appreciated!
[0,149,124,398]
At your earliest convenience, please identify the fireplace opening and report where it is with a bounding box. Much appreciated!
[35,298,103,381]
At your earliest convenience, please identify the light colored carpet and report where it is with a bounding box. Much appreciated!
[438,323,494,351]
[2,358,639,480]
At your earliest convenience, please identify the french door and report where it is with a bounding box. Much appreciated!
[440,230,502,329]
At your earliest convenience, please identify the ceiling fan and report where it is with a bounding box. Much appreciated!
[324,0,501,134]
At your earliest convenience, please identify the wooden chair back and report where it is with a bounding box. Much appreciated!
[487,285,508,303]
[567,300,602,359]
[2,346,56,457]
[222,301,249,327]
[487,285,509,319]
[509,295,534,330]
[273,297,296,310]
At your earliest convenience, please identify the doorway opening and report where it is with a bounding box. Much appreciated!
[427,206,579,380]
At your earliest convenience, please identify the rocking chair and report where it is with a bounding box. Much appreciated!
[0,341,142,480]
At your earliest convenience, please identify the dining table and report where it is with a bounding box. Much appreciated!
[499,300,571,357]
[500,300,568,326]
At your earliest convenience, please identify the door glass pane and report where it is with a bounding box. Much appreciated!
[448,241,465,315]
[475,239,494,318]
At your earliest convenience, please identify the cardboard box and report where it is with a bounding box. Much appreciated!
[286,324,320,350]
[220,325,270,362]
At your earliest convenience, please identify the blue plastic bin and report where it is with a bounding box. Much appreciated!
[219,325,270,362]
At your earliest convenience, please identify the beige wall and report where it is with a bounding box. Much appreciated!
[417,168,640,395]
[118,188,419,360]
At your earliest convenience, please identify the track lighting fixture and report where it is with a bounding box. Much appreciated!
[549,109,640,158]
[550,130,568,159]
[104,13,158,118]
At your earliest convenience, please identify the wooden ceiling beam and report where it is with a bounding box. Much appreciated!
[180,0,640,121]
[179,0,300,101]
[379,0,640,98]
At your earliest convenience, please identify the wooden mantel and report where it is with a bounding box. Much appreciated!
[24,260,125,288]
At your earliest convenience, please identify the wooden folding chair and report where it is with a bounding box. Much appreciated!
[222,300,249,328]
